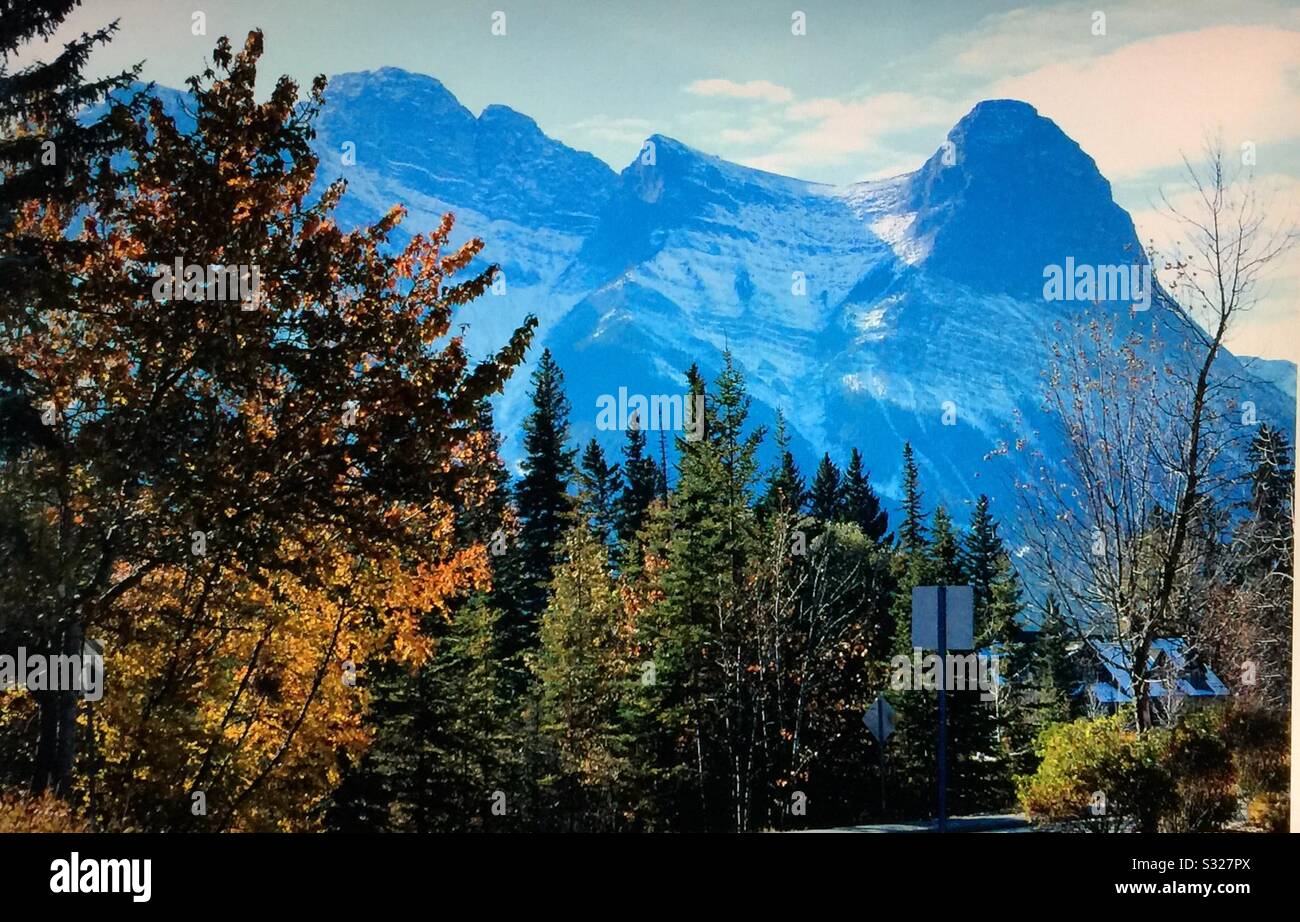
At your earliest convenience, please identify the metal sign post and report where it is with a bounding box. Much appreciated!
[863,696,895,818]
[937,586,947,833]
[911,585,974,834]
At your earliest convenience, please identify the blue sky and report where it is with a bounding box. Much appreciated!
[25,0,1300,362]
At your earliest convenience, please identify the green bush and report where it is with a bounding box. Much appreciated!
[1160,709,1237,832]
[1018,706,1283,832]
[1016,712,1174,832]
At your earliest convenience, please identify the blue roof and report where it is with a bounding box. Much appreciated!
[1078,638,1230,701]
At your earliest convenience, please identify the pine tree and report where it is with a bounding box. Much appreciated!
[1242,424,1293,575]
[0,0,137,230]
[506,348,577,651]
[328,597,520,832]
[458,399,512,547]
[649,355,763,829]
[928,506,963,585]
[1027,594,1076,729]
[757,411,805,522]
[953,497,1027,803]
[898,442,927,553]
[1229,424,1294,707]
[534,526,638,831]
[841,448,889,542]
[615,415,659,550]
[577,438,620,554]
[809,454,842,523]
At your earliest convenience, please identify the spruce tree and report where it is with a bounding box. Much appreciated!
[757,410,805,522]
[534,526,638,831]
[1242,423,1293,575]
[841,448,889,542]
[615,415,659,550]
[577,438,620,553]
[650,355,763,829]
[898,442,927,553]
[458,398,512,547]
[328,597,519,832]
[506,348,577,649]
[0,0,137,230]
[952,498,1026,806]
[928,506,964,585]
[809,453,842,523]
[1232,424,1294,707]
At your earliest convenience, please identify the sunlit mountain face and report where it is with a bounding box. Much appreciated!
[303,68,1294,519]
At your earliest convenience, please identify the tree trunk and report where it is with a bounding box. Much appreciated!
[32,620,83,795]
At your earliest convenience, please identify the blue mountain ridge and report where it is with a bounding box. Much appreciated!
[147,69,1300,524]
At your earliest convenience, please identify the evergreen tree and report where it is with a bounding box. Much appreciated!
[960,496,1000,606]
[0,0,137,232]
[757,410,805,522]
[898,442,927,553]
[1027,594,1076,729]
[577,438,620,553]
[1229,424,1294,707]
[615,415,659,550]
[1241,423,1293,575]
[809,454,842,523]
[328,597,520,832]
[506,348,577,650]
[649,354,764,829]
[657,416,671,501]
[841,448,889,542]
[458,399,512,547]
[534,526,639,831]
[927,506,963,584]
[954,498,1027,804]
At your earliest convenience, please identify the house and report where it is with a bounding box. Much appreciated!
[1073,638,1230,719]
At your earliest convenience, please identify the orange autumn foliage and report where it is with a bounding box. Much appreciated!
[0,31,533,828]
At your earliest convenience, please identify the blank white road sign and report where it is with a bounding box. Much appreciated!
[863,696,896,742]
[911,585,974,651]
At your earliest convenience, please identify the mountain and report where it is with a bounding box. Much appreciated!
[299,70,1295,519]
[1241,356,1297,402]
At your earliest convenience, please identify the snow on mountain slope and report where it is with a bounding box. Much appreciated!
[306,71,1293,517]
[311,69,618,364]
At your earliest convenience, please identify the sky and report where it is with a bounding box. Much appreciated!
[21,0,1300,363]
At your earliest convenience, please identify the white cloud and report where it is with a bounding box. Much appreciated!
[718,121,782,146]
[989,26,1300,179]
[929,0,1300,84]
[566,116,657,146]
[740,92,963,177]
[685,78,794,104]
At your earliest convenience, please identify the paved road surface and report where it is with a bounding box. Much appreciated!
[808,813,1031,833]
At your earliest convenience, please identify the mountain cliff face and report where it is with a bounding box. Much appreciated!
[308,69,1294,517]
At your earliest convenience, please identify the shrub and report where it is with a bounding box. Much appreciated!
[1220,704,1289,831]
[1019,706,1284,832]
[1160,708,1236,832]
[1016,712,1174,832]
[0,791,89,833]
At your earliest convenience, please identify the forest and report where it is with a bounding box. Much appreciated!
[0,5,1292,833]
